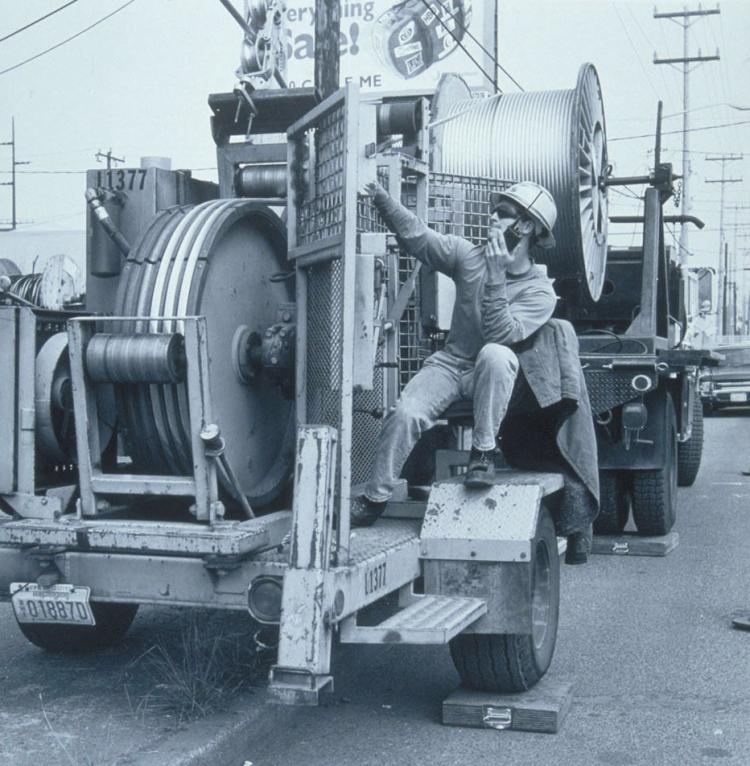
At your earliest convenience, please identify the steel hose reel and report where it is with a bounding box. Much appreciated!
[110,199,296,510]
[434,63,609,303]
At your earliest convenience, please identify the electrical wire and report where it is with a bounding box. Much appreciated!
[0,0,80,44]
[415,0,501,92]
[662,103,750,118]
[0,165,218,175]
[665,225,700,259]
[610,186,644,201]
[0,169,86,175]
[418,0,524,91]
[610,119,750,141]
[624,3,674,105]
[611,2,659,100]
[0,0,138,77]
[653,146,744,157]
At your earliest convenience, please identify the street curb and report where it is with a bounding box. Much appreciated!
[135,691,286,766]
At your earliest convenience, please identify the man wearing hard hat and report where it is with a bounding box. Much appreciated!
[354,180,558,492]
[355,178,599,562]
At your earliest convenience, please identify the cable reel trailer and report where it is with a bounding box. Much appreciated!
[0,67,608,703]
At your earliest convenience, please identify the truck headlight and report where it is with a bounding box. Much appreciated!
[247,576,283,625]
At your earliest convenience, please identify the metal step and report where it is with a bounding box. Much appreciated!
[339,595,487,645]
[0,511,291,557]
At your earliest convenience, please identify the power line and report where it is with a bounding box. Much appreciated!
[420,0,525,91]
[662,102,750,118]
[625,3,674,102]
[0,0,138,78]
[611,3,659,100]
[416,0,503,92]
[665,225,701,259]
[610,187,642,201]
[0,166,218,175]
[610,118,750,141]
[0,169,86,175]
[0,0,80,44]
[652,146,744,157]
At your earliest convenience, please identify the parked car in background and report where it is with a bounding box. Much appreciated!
[700,343,750,414]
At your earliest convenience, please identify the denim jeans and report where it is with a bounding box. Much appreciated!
[364,343,519,502]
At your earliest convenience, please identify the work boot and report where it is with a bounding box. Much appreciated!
[565,525,593,565]
[464,448,496,488]
[350,496,388,528]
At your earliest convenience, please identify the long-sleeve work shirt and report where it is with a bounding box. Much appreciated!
[373,188,557,360]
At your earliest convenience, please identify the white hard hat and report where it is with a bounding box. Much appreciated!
[490,181,558,249]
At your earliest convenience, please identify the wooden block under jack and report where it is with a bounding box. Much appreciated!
[591,530,679,557]
[442,676,574,733]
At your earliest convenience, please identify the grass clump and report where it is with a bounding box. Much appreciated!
[132,610,275,723]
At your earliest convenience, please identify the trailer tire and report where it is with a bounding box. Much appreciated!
[593,471,630,535]
[631,395,678,536]
[448,508,559,692]
[16,602,139,653]
[677,403,704,487]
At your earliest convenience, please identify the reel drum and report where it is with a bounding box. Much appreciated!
[435,63,609,303]
[114,200,295,508]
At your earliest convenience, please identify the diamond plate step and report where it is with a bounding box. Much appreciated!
[0,512,291,557]
[339,595,487,645]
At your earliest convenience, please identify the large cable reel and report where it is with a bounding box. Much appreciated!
[434,63,609,303]
[114,199,295,508]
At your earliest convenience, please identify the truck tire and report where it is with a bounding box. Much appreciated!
[448,507,559,692]
[631,394,678,536]
[677,403,704,487]
[16,602,139,653]
[593,471,630,535]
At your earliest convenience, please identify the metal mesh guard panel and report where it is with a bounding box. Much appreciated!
[306,261,344,429]
[357,166,391,234]
[585,370,652,415]
[351,345,385,485]
[296,105,346,247]
[428,172,513,245]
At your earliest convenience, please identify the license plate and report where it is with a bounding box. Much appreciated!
[730,393,747,402]
[10,582,95,625]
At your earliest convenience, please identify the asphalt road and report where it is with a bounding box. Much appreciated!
[1,410,749,766]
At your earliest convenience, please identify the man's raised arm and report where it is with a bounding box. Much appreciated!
[363,181,464,278]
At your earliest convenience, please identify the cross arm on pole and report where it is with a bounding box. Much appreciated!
[654,53,720,66]
[653,7,720,20]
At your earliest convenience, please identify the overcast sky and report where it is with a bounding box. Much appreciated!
[0,0,748,280]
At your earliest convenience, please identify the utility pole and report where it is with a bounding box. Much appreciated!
[0,118,31,232]
[654,5,720,266]
[728,204,750,334]
[95,148,124,170]
[705,155,742,334]
[314,0,340,100]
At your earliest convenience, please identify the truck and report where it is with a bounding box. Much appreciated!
[0,6,711,707]
[575,111,716,537]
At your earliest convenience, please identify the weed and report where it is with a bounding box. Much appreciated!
[131,610,273,723]
[39,693,132,766]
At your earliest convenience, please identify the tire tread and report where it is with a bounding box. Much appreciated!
[677,404,703,487]
[448,510,559,693]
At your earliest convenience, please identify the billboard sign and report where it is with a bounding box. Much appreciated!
[283,1,497,92]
